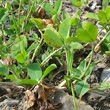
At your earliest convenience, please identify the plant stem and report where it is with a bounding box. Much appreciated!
[77,93,83,110]
[40,47,63,67]
[18,0,22,35]
[31,37,43,63]
[55,57,63,66]
[24,0,32,34]
[71,84,77,110]
[0,82,16,85]
[0,83,24,89]
[27,0,31,16]
[31,30,44,63]
[70,48,94,110]
[18,0,22,23]
[98,24,108,36]
[65,48,69,75]
[80,48,94,79]
[9,4,19,36]
[2,23,5,43]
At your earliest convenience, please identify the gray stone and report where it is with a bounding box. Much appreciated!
[101,68,110,82]
[50,89,93,110]
[0,99,19,107]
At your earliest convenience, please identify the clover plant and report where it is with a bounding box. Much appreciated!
[1,0,110,110]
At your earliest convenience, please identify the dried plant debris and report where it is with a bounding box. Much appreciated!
[42,19,57,27]
[25,90,36,109]
[24,84,62,110]
[33,7,46,18]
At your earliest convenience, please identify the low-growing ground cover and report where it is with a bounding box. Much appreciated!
[0,0,110,110]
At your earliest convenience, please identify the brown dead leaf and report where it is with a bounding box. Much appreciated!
[25,90,36,109]
[37,85,47,102]
[42,18,57,27]
[24,84,62,110]
[36,84,57,103]
[38,8,46,18]
[34,7,46,18]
